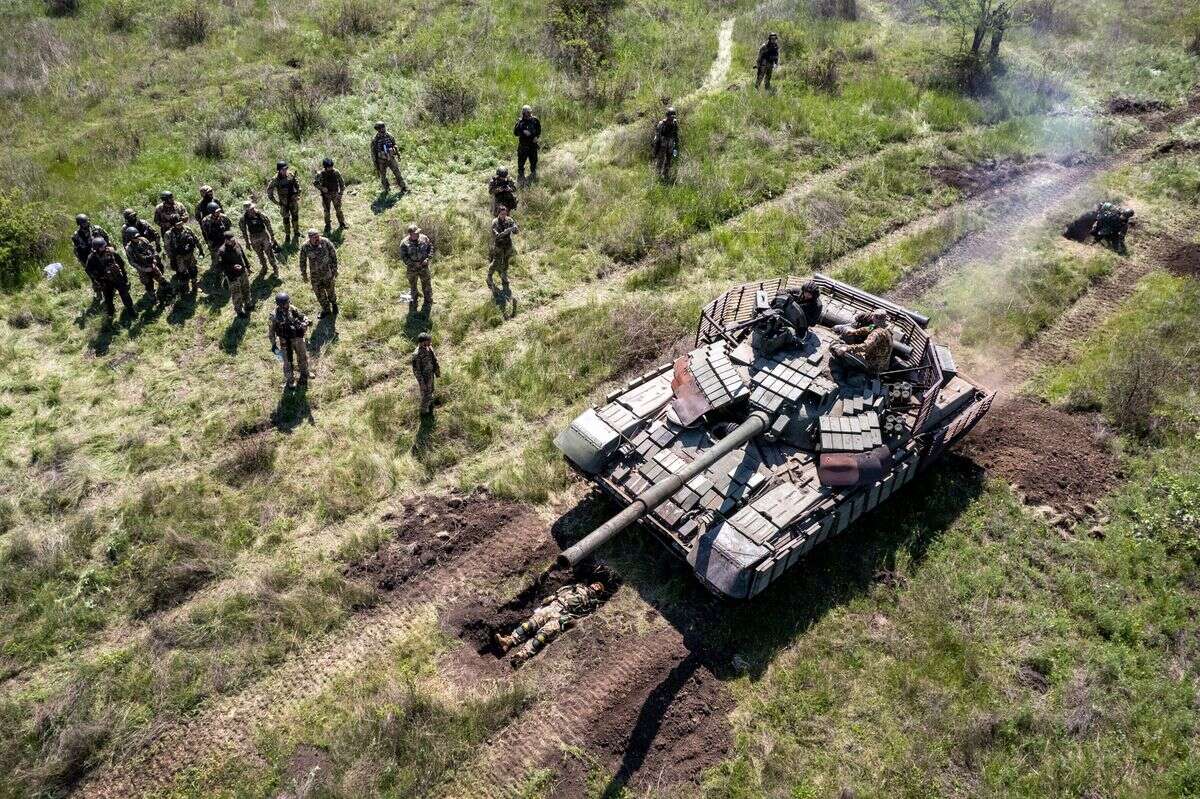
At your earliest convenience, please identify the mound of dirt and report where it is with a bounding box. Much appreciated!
[1152,138,1200,157]
[1062,209,1097,242]
[343,490,527,592]
[959,399,1120,512]
[928,158,1032,195]
[1106,96,1170,115]
[1163,240,1200,278]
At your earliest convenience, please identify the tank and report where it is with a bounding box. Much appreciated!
[554,274,994,599]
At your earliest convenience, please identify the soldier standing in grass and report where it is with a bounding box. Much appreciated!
[371,122,408,195]
[411,330,440,414]
[153,190,189,236]
[495,582,606,667]
[165,215,203,294]
[487,167,518,216]
[200,204,233,270]
[314,157,347,234]
[652,107,680,180]
[756,32,780,90]
[268,160,303,243]
[513,104,541,184]
[239,200,280,277]
[299,228,339,318]
[122,208,160,253]
[489,205,519,298]
[123,227,170,299]
[72,214,110,302]
[268,292,310,389]
[195,184,223,223]
[85,237,135,317]
[218,230,253,318]
[398,223,434,315]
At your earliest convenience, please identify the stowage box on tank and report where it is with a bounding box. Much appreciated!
[554,275,994,599]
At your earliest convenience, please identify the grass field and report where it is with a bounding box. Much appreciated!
[0,0,1197,796]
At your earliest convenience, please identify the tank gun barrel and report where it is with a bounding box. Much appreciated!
[558,410,771,567]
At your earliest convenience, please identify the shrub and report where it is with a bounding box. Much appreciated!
[280,81,325,141]
[421,65,478,125]
[1,21,69,98]
[320,0,388,37]
[43,0,78,17]
[1104,340,1171,438]
[801,49,842,93]
[547,0,623,91]
[193,128,227,160]
[163,2,214,48]
[102,0,138,31]
[0,191,58,291]
[310,58,353,96]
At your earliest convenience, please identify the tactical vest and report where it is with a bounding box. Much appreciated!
[244,212,268,235]
[274,309,306,339]
[173,229,198,254]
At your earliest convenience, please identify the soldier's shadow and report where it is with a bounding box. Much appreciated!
[198,267,229,313]
[167,287,200,326]
[88,316,122,356]
[411,411,437,456]
[127,291,171,339]
[251,271,283,303]
[370,192,402,215]
[309,316,338,357]
[272,385,314,433]
[220,315,251,354]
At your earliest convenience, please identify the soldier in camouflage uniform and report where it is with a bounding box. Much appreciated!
[195,185,222,224]
[370,122,408,195]
[831,308,893,374]
[299,228,339,318]
[487,168,518,216]
[313,157,347,234]
[239,200,279,276]
[489,206,519,297]
[755,33,780,90]
[123,227,170,299]
[513,105,541,185]
[495,582,606,667]
[85,237,135,317]
[200,204,233,270]
[268,292,310,389]
[217,230,253,318]
[268,161,303,242]
[122,208,160,253]
[1091,201,1134,254]
[72,214,110,301]
[652,107,680,180]
[165,216,204,293]
[153,190,189,236]
[398,223,433,314]
[411,330,440,414]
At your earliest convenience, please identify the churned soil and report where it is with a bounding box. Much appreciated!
[1107,96,1171,115]
[959,398,1121,510]
[928,158,1036,195]
[1163,239,1200,278]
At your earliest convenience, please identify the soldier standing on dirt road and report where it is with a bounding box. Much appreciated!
[268,292,310,389]
[268,161,303,243]
[85,237,135,318]
[513,104,541,184]
[398,223,434,315]
[239,200,280,277]
[489,205,519,300]
[165,215,203,294]
[218,230,254,318]
[653,107,680,180]
[299,228,339,319]
[371,122,408,196]
[411,330,441,414]
[123,227,170,300]
[495,582,606,667]
[487,167,518,216]
[153,190,189,236]
[72,214,110,302]
[314,157,347,234]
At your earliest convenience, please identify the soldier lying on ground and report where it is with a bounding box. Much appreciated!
[495,581,606,667]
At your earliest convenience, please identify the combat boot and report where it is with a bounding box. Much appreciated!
[331,301,339,316]
[494,633,514,652]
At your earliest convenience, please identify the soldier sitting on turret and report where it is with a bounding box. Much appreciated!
[831,308,893,374]
[751,308,799,355]
[495,582,606,667]
[775,280,823,333]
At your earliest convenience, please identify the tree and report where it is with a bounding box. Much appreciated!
[922,0,1023,92]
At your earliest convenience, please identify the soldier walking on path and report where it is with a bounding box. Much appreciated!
[495,582,606,667]
[299,228,339,318]
[85,237,135,317]
[122,208,160,253]
[72,214,110,302]
[239,201,279,276]
[153,190,189,236]
[165,216,203,294]
[268,292,310,389]
[200,204,233,270]
[411,331,440,414]
[755,32,780,90]
[268,161,303,243]
[195,185,223,223]
[371,122,408,195]
[487,168,518,216]
[314,157,347,233]
[218,231,254,318]
[513,105,541,184]
[653,107,680,181]
[489,206,519,299]
[398,223,433,315]
[123,227,170,300]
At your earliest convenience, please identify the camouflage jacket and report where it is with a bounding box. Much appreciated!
[153,200,189,230]
[124,237,162,273]
[123,218,160,249]
[371,131,399,162]
[653,118,680,149]
[268,171,302,204]
[72,224,110,264]
[842,325,893,373]
[201,213,233,247]
[313,167,345,196]
[513,116,541,146]
[757,41,779,66]
[411,346,440,379]
[239,208,275,240]
[84,246,129,285]
[269,306,309,342]
[166,225,204,259]
[492,216,518,248]
[217,240,250,278]
[546,584,600,619]
[196,196,223,222]
[488,175,517,198]
[399,233,433,268]
[299,236,338,281]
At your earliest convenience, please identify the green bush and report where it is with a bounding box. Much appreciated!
[101,0,138,31]
[421,65,479,125]
[0,191,57,291]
